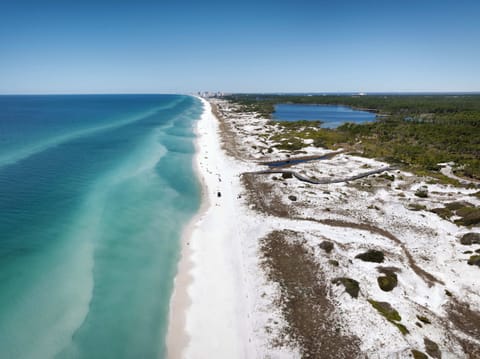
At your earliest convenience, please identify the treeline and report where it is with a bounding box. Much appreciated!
[225,94,480,125]
[225,94,480,180]
[337,117,479,179]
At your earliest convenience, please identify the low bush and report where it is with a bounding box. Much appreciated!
[424,338,441,359]
[408,203,427,211]
[368,299,409,335]
[379,173,395,181]
[415,186,429,198]
[377,273,398,291]
[460,233,480,245]
[430,207,451,219]
[319,240,334,253]
[355,249,384,263]
[368,300,401,321]
[411,349,428,359]
[332,277,360,298]
[416,315,431,324]
[455,207,480,226]
[467,255,480,267]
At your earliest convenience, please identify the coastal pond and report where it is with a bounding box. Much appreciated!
[273,104,376,128]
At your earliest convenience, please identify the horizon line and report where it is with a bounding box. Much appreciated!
[1,91,480,96]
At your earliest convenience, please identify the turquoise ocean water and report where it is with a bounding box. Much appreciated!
[0,95,202,358]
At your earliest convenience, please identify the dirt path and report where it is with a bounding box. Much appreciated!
[304,218,443,286]
[210,101,246,160]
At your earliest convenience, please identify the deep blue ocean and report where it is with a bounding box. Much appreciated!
[0,94,202,358]
[273,103,376,128]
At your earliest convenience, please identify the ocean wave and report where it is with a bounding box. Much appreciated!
[0,98,186,170]
[0,113,156,170]
[0,94,202,358]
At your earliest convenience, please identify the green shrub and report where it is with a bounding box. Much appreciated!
[455,207,480,226]
[393,322,409,335]
[355,249,384,263]
[415,186,429,198]
[467,255,480,267]
[368,299,409,335]
[430,207,452,219]
[411,349,428,359]
[368,300,401,321]
[460,232,480,245]
[332,277,360,298]
[416,315,431,324]
[379,173,395,181]
[377,273,398,291]
[424,338,441,359]
[408,203,427,211]
[319,240,334,253]
[328,259,339,266]
[446,201,471,211]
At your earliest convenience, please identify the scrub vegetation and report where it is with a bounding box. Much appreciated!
[226,94,480,181]
[368,300,409,335]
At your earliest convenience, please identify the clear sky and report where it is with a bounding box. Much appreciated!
[1,0,479,94]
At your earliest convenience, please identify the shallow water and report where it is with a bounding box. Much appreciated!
[0,94,202,358]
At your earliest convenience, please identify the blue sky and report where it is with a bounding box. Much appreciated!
[0,0,479,94]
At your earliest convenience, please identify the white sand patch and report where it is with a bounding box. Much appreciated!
[170,97,480,358]
[168,99,298,358]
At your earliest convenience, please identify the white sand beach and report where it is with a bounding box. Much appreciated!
[167,98,257,358]
[167,97,480,358]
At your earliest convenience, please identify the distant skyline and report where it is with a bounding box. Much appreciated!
[1,0,479,94]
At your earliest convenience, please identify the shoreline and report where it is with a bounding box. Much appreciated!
[166,97,250,358]
[166,97,211,358]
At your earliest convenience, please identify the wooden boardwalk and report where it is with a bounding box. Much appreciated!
[249,150,394,184]
[258,150,344,168]
[245,166,394,185]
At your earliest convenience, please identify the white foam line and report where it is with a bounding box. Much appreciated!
[0,100,180,170]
